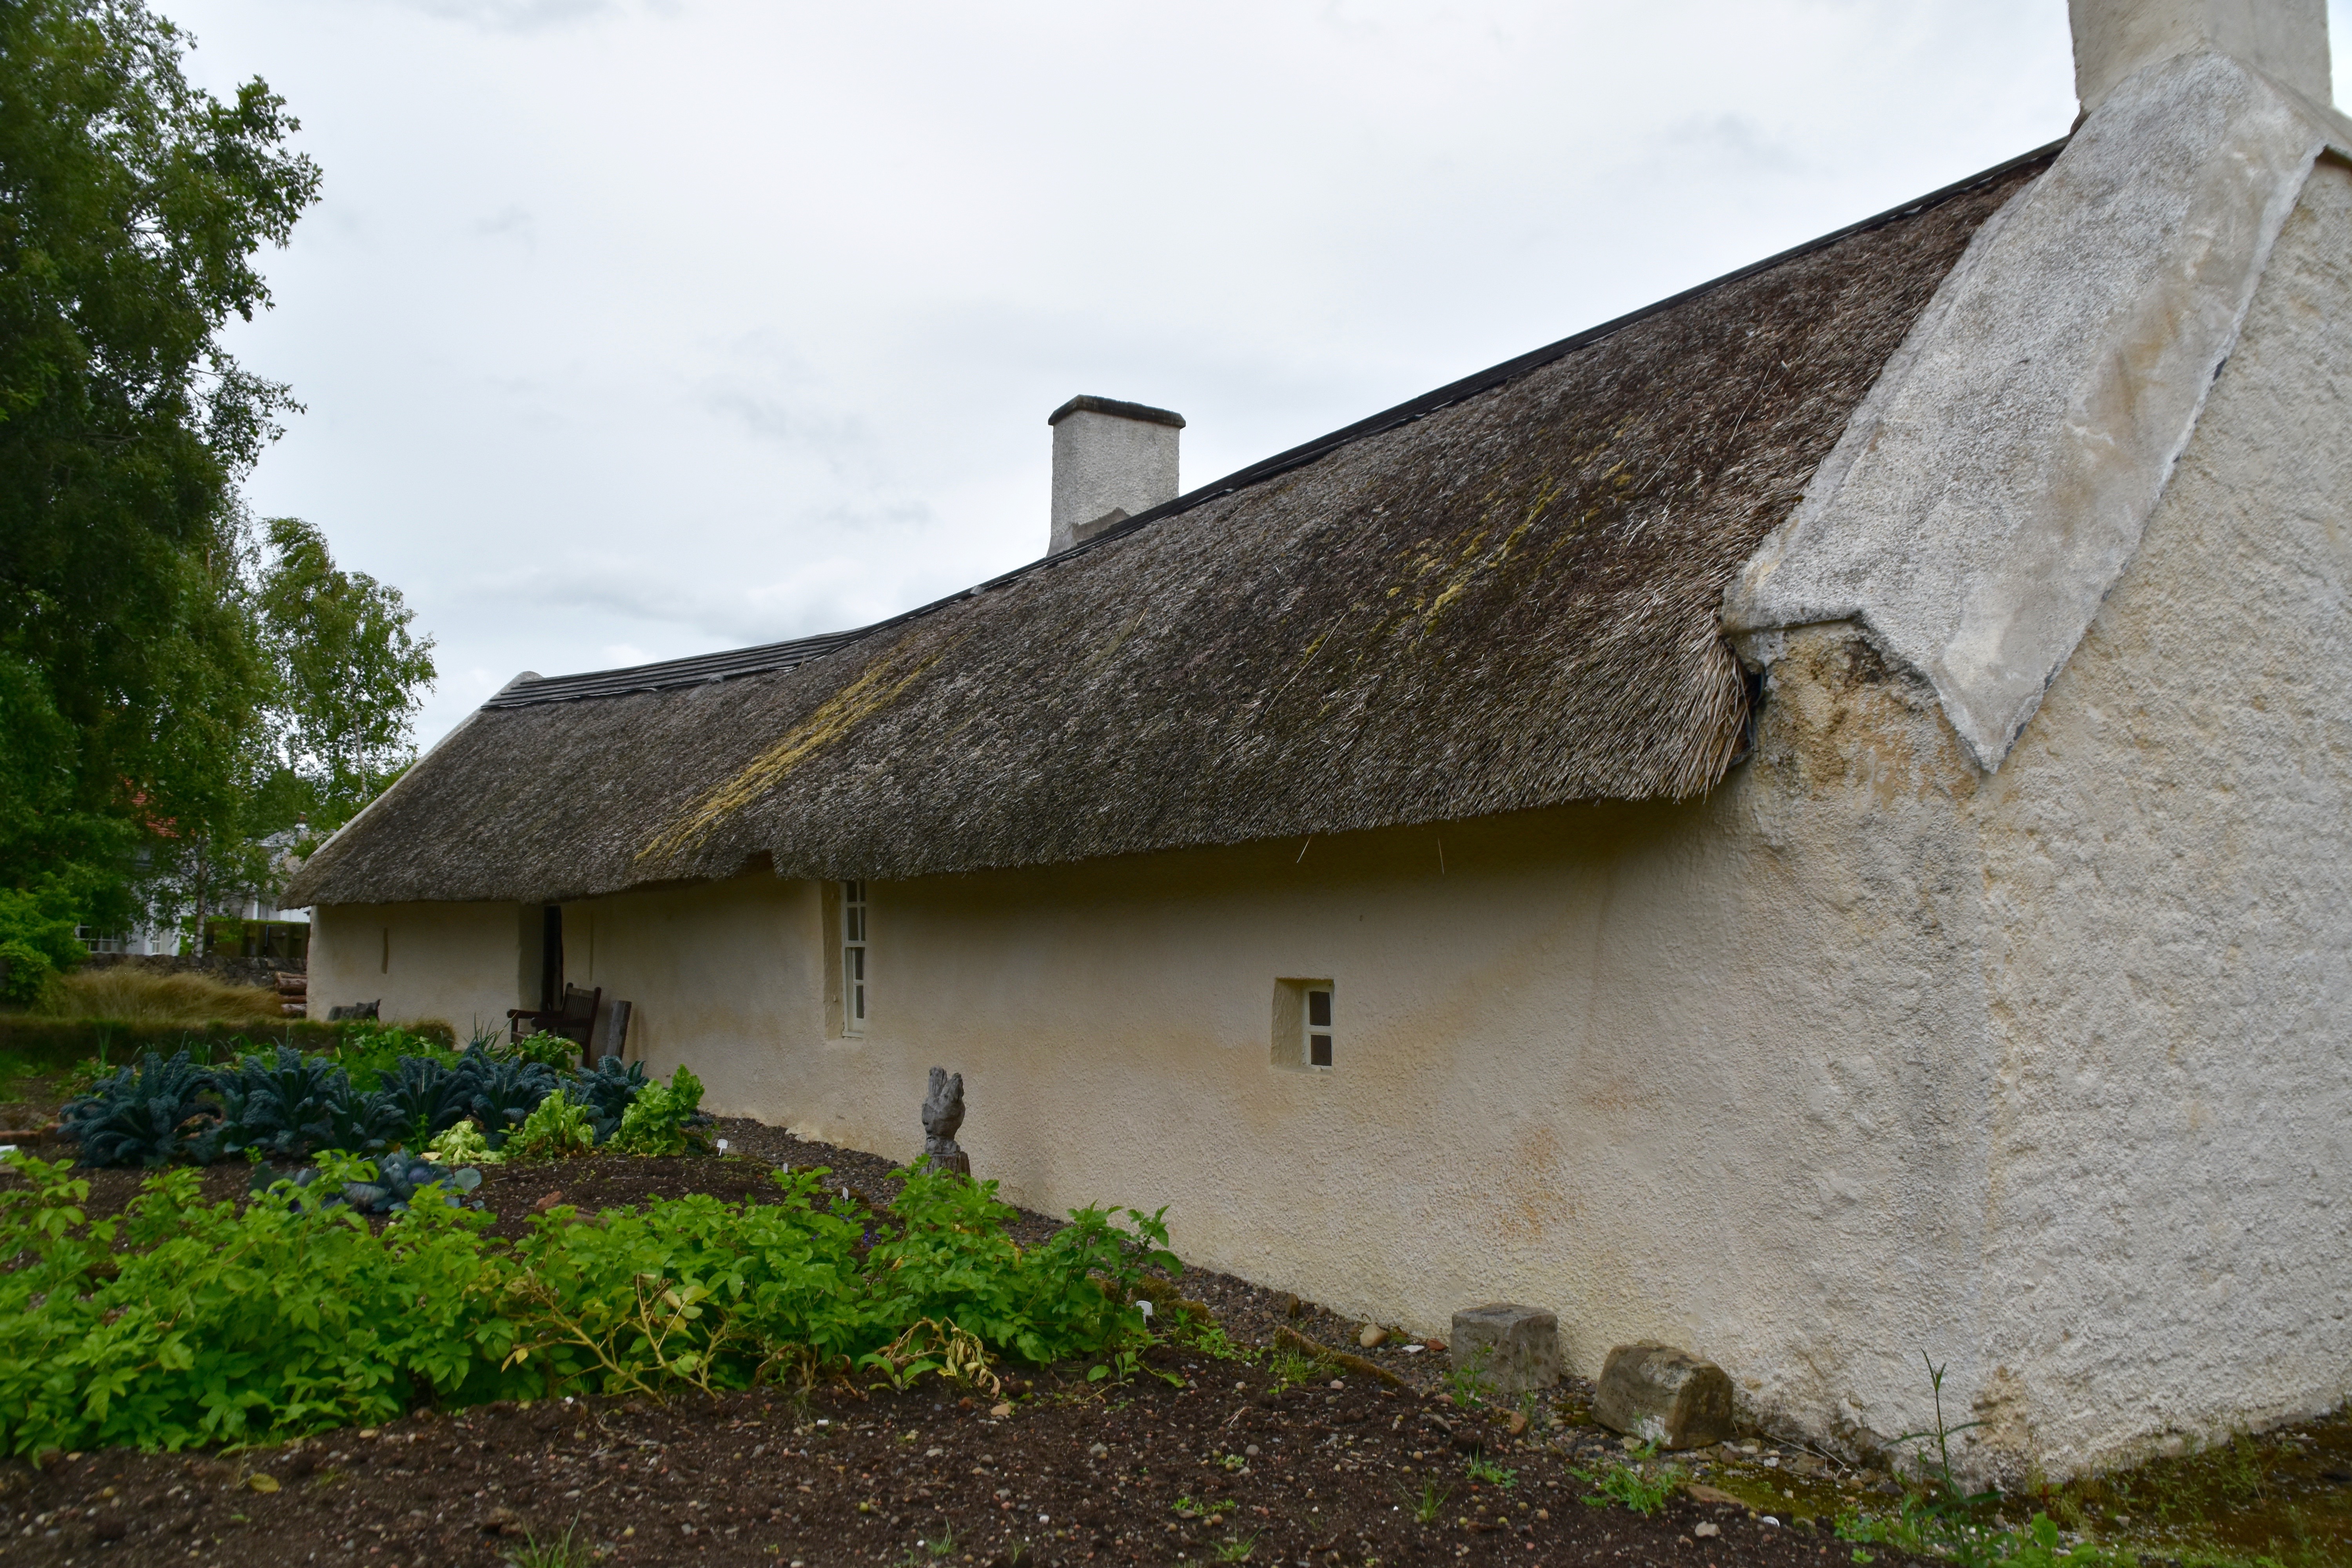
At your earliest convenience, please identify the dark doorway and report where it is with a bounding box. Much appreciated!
[540,905,563,1012]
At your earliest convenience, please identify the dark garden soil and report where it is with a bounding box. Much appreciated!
[5,1114,2347,1566]
[0,1364,1907,1568]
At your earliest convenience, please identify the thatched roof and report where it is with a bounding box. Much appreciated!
[287,147,2053,907]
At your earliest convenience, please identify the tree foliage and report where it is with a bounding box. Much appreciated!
[253,515,437,828]
[0,0,321,925]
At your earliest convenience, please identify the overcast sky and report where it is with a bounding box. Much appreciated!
[171,0,2351,751]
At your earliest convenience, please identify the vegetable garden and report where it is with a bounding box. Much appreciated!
[4,1029,1182,1461]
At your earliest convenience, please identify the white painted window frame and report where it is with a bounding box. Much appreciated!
[841,880,868,1036]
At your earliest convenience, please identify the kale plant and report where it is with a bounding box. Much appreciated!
[57,1050,220,1169]
[570,1055,649,1143]
[209,1048,360,1161]
[378,1055,473,1144]
[310,1151,483,1216]
[451,1053,558,1148]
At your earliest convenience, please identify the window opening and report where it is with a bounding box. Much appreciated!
[841,880,868,1035]
[540,905,563,1010]
[1307,987,1334,1068]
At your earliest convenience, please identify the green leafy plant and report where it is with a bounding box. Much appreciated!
[453,1054,559,1148]
[0,1151,1191,1458]
[608,1064,708,1157]
[1573,1448,1681,1516]
[1212,1532,1259,1561]
[1443,1344,1495,1405]
[570,1055,650,1143]
[330,1022,459,1093]
[1465,1455,1518,1489]
[509,1089,596,1162]
[505,1032,581,1073]
[378,1054,472,1145]
[427,1120,500,1166]
[206,1047,354,1161]
[1268,1344,1322,1390]
[56,1049,220,1167]
[1835,1356,2140,1568]
[314,1151,481,1216]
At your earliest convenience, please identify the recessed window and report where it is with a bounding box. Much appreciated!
[1272,978,1335,1071]
[841,880,868,1036]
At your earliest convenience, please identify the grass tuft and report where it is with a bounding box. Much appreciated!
[33,967,285,1026]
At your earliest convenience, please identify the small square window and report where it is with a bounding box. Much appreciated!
[1272,979,1336,1071]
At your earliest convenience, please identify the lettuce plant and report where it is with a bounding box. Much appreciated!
[609,1065,708,1156]
[426,1120,500,1165]
[509,1090,595,1162]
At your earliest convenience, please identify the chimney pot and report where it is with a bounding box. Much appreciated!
[2071,0,2332,113]
[1048,395,1183,555]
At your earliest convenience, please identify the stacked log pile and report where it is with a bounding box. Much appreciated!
[275,971,308,1018]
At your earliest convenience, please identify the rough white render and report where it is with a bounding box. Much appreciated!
[2069,0,2332,109]
[1049,407,1179,554]
[1965,154,2352,1477]
[1726,50,2341,772]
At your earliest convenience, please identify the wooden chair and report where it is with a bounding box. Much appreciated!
[508,984,601,1064]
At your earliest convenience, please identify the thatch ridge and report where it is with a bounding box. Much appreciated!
[287,149,2049,907]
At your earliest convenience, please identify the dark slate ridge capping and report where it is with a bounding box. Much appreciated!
[486,136,2065,715]
[1048,394,1187,428]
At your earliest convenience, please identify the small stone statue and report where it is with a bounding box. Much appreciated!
[921,1066,969,1175]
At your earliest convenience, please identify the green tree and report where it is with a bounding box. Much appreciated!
[0,0,321,931]
[253,515,437,832]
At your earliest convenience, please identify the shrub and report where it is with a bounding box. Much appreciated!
[0,1017,457,1078]
[609,1064,708,1156]
[867,1165,1179,1367]
[0,883,86,1006]
[56,1051,220,1168]
[508,1089,595,1162]
[330,1021,460,1092]
[33,967,284,1026]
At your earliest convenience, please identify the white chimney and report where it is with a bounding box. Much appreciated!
[2071,0,2332,113]
[1047,395,1183,555]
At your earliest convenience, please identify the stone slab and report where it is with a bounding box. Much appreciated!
[1448,1303,1561,1397]
[1592,1342,1735,1450]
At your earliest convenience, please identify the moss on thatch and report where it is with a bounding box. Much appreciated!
[287,151,2049,907]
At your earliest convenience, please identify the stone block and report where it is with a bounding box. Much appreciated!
[1448,1303,1561,1396]
[1591,1342,1734,1450]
